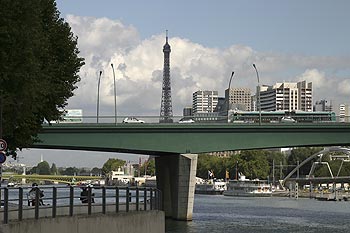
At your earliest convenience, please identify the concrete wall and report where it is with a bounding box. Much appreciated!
[0,211,164,233]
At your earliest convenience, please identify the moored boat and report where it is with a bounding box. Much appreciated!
[223,175,272,197]
[195,179,227,195]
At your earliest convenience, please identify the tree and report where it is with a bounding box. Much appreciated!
[287,147,322,176]
[140,158,155,176]
[37,161,50,175]
[60,167,79,176]
[102,158,126,175]
[0,0,84,158]
[91,167,102,176]
[50,163,58,175]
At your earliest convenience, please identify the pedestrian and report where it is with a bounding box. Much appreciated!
[80,185,95,203]
[28,183,45,206]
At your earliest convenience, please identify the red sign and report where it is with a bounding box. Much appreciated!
[0,139,7,151]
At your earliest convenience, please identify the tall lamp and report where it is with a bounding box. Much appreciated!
[252,64,262,125]
[111,64,117,124]
[96,71,103,123]
[227,71,235,122]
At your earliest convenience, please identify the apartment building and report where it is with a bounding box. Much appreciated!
[192,90,218,113]
[339,104,349,122]
[259,81,312,112]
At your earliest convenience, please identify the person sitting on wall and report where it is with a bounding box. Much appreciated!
[80,185,95,204]
[28,183,45,206]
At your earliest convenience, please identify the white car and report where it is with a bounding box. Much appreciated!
[178,118,195,124]
[281,116,296,123]
[122,117,145,123]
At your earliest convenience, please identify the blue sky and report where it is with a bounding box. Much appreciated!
[55,0,350,55]
[14,0,350,168]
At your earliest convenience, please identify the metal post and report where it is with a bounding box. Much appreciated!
[144,188,147,211]
[52,187,57,218]
[102,187,106,214]
[136,187,139,211]
[226,71,235,121]
[35,188,39,219]
[126,187,130,212]
[88,187,92,215]
[96,71,102,123]
[272,159,275,185]
[69,186,74,216]
[252,64,262,125]
[115,187,119,213]
[154,189,157,210]
[150,188,153,210]
[18,187,23,221]
[111,64,117,124]
[4,188,8,224]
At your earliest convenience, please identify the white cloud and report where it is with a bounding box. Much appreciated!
[337,79,350,96]
[297,69,327,88]
[65,15,350,118]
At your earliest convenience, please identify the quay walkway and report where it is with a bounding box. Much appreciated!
[0,185,164,233]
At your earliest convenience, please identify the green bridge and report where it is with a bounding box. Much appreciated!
[33,122,350,220]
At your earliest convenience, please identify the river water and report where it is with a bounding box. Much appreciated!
[166,195,350,233]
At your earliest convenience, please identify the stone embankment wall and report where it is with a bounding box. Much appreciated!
[0,211,164,233]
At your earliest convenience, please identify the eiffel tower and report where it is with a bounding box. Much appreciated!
[159,30,173,123]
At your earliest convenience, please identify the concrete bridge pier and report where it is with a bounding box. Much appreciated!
[155,153,197,221]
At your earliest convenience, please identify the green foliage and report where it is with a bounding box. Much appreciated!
[139,158,155,176]
[36,161,50,175]
[197,150,281,180]
[91,167,102,176]
[102,158,126,175]
[287,147,322,176]
[50,163,58,175]
[0,0,84,158]
[59,167,79,176]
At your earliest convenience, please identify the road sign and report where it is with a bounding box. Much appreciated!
[0,139,7,151]
[0,152,6,164]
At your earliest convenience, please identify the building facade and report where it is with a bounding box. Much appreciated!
[225,88,251,111]
[192,90,218,113]
[314,99,333,112]
[259,81,312,112]
[339,104,349,122]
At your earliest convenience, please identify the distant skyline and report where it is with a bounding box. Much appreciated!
[15,0,350,167]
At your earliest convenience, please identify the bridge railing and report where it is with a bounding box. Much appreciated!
[45,114,350,125]
[0,185,162,224]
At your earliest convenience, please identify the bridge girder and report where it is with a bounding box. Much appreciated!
[34,124,350,155]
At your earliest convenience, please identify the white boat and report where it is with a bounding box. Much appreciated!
[195,179,227,195]
[223,175,272,197]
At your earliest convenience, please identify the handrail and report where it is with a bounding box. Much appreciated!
[0,185,162,224]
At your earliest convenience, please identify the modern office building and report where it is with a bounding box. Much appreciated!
[259,81,312,112]
[192,90,218,113]
[297,80,313,112]
[183,107,193,117]
[314,99,333,112]
[225,88,252,111]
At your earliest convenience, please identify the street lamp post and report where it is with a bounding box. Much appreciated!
[96,71,103,123]
[227,71,235,122]
[252,64,262,125]
[111,64,117,124]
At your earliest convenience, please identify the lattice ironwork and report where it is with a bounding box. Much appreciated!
[160,30,173,123]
